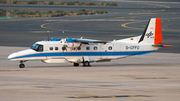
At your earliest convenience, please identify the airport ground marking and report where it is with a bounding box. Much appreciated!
[121,20,146,30]
[30,31,53,33]
[44,19,139,22]
[121,17,180,32]
[116,17,137,19]
[128,13,158,15]
[128,12,180,15]
[41,17,180,33]
[144,3,170,8]
[41,23,52,29]
[113,35,135,36]
[69,95,150,98]
[41,22,113,34]
[123,1,170,8]
[41,19,139,33]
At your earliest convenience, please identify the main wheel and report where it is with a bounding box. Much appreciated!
[73,63,79,66]
[19,64,25,68]
[83,61,91,67]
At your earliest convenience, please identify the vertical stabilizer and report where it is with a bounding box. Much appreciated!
[154,18,162,44]
[139,18,162,45]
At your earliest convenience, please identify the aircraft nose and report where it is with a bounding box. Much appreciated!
[8,52,17,61]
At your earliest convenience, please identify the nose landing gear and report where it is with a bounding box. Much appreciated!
[73,63,79,66]
[19,60,25,68]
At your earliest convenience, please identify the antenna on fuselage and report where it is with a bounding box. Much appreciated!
[62,31,65,38]
[61,31,67,52]
[47,30,50,41]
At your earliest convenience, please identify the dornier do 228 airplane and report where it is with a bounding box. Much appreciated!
[8,18,171,68]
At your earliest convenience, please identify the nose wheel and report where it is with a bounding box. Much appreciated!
[19,61,25,68]
[19,64,25,68]
[73,63,79,66]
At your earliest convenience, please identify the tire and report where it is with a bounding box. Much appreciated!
[83,61,91,67]
[73,63,79,66]
[19,64,25,68]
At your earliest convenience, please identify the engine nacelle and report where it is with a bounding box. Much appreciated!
[66,43,81,48]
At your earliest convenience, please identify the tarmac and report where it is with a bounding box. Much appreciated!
[0,0,180,101]
[0,1,180,53]
[0,46,180,101]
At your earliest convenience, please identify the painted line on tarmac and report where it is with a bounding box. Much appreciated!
[144,3,170,8]
[41,23,52,29]
[69,95,150,98]
[121,20,146,30]
[128,9,167,15]
[123,1,170,8]
[128,13,158,15]
[116,17,138,19]
[121,17,180,33]
[113,35,135,36]
[43,19,139,22]
[41,20,74,29]
[30,31,54,33]
[41,19,140,32]
[128,12,180,15]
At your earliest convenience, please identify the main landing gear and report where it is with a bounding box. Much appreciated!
[83,61,91,67]
[73,61,91,67]
[82,56,91,67]
[19,60,25,68]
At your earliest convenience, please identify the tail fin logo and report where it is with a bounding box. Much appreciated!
[146,31,154,38]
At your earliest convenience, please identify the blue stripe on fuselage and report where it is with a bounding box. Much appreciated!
[8,51,154,60]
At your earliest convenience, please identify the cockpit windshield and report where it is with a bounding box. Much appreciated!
[31,44,39,50]
[31,44,43,52]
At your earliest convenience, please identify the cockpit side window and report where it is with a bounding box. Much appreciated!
[31,44,43,52]
[37,45,43,52]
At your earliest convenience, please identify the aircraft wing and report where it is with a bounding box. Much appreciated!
[76,39,108,44]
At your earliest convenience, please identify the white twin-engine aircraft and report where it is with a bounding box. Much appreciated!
[8,18,171,68]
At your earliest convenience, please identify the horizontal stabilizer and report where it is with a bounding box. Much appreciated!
[152,45,172,47]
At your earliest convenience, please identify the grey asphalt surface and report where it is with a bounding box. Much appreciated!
[0,46,180,101]
[0,1,180,101]
[0,1,180,53]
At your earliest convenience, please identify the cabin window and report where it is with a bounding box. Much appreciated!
[55,47,58,50]
[31,44,43,52]
[94,46,98,50]
[77,47,81,50]
[108,46,112,50]
[50,47,53,50]
[72,48,76,50]
[86,46,90,50]
[62,46,66,51]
